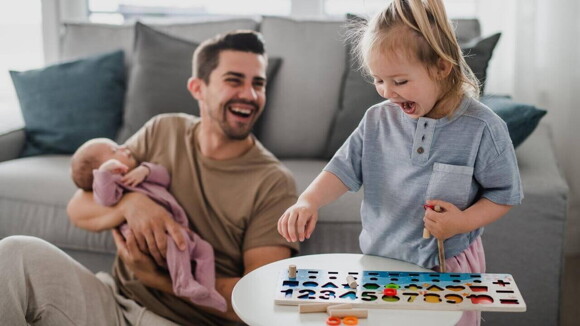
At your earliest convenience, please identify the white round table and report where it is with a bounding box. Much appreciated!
[232,253,462,326]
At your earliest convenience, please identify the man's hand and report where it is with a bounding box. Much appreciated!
[122,165,150,187]
[112,228,173,292]
[99,159,129,174]
[122,192,187,266]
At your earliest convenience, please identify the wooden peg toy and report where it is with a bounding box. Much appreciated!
[288,264,297,278]
[422,204,441,238]
[346,275,357,289]
[422,204,446,272]
[326,303,352,312]
[329,309,368,318]
[299,302,332,313]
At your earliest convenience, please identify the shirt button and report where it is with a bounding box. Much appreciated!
[417,147,424,154]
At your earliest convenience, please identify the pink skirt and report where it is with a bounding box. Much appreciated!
[433,236,486,326]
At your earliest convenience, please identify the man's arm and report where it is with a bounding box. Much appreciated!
[121,242,291,323]
[67,189,125,231]
[67,190,187,266]
[182,246,292,322]
[214,245,292,321]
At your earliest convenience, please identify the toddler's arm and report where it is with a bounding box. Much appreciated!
[278,171,348,242]
[424,198,512,240]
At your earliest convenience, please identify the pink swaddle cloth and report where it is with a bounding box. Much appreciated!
[93,163,227,312]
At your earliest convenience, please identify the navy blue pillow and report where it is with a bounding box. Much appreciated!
[481,95,547,148]
[10,50,125,157]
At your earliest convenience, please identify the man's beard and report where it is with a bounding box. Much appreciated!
[220,120,254,140]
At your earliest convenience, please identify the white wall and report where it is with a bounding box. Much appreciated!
[480,0,580,255]
[41,0,87,64]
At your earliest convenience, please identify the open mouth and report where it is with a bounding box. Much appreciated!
[229,106,253,118]
[400,101,416,115]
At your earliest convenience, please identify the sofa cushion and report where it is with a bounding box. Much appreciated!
[117,22,283,142]
[0,156,116,255]
[117,22,200,142]
[462,32,501,94]
[282,159,363,223]
[60,18,260,65]
[480,95,547,148]
[260,16,347,159]
[10,50,125,157]
[325,16,501,158]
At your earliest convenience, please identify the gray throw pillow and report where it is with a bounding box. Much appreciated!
[117,22,200,142]
[462,33,501,94]
[10,50,125,157]
[117,22,282,142]
[324,15,501,159]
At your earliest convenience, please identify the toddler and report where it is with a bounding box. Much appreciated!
[278,1,522,325]
[71,138,226,312]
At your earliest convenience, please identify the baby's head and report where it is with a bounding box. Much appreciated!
[352,0,479,116]
[71,138,137,191]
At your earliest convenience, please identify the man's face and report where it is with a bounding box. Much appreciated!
[199,50,267,140]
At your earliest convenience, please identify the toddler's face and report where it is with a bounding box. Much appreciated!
[368,49,445,119]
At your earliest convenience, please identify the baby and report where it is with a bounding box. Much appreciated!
[70,138,226,312]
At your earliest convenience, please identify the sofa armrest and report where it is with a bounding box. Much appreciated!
[0,128,25,162]
[483,121,568,326]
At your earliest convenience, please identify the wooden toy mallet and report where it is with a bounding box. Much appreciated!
[423,204,446,273]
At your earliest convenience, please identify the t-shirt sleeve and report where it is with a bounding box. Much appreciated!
[243,169,299,254]
[475,120,524,205]
[323,115,365,192]
[124,116,162,163]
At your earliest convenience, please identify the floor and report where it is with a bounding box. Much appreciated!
[561,254,580,326]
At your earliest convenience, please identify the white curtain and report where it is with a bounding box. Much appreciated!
[478,0,580,254]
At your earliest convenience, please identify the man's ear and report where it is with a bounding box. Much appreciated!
[188,77,204,101]
[436,58,453,80]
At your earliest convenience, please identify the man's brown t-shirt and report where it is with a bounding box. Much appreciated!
[115,113,298,325]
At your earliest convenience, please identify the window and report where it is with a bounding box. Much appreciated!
[88,0,291,23]
[0,0,42,131]
[324,0,477,18]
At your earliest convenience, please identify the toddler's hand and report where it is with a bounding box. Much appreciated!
[99,159,129,174]
[278,201,318,242]
[122,165,150,187]
[423,200,465,240]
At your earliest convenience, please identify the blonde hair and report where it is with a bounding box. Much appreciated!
[350,0,480,104]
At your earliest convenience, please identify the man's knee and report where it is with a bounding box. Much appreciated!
[0,235,30,253]
[0,236,52,265]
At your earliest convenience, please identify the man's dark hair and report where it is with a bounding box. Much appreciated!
[193,30,266,83]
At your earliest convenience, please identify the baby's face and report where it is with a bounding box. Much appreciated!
[88,139,137,170]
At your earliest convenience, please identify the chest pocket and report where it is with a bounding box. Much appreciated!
[425,163,474,210]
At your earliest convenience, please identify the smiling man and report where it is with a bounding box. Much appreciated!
[0,30,298,326]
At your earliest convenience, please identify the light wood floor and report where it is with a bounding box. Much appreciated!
[561,254,580,326]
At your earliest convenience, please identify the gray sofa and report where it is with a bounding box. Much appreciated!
[0,16,568,326]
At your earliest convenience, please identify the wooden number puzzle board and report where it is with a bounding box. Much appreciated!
[275,269,526,312]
